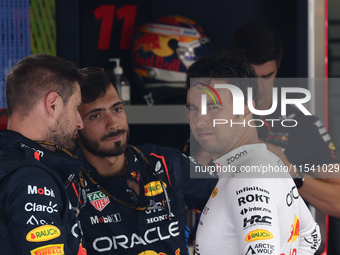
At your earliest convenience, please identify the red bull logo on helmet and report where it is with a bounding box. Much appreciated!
[133,34,161,52]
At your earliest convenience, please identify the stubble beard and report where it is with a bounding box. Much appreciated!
[78,128,129,157]
[47,112,77,152]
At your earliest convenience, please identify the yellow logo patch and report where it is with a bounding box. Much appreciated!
[138,250,167,255]
[30,244,64,255]
[212,188,218,198]
[144,181,167,196]
[245,229,273,242]
[26,225,61,242]
[329,142,336,151]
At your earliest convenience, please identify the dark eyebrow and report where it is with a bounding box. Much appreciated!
[261,71,275,78]
[84,101,123,117]
[110,101,123,110]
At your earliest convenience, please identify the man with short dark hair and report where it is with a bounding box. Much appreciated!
[70,69,217,254]
[232,20,340,218]
[186,49,320,255]
[0,54,86,255]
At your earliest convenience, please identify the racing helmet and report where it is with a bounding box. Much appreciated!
[131,15,213,89]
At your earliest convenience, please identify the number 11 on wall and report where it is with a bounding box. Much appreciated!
[94,5,137,50]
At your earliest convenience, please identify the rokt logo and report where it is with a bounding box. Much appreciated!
[144,181,167,197]
[26,225,61,242]
[238,194,270,206]
[28,185,55,197]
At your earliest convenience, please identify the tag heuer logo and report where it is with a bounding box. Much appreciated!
[87,191,110,211]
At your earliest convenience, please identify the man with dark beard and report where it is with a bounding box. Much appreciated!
[0,54,86,255]
[71,69,217,255]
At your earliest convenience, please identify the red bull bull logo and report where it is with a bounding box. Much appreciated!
[138,251,167,255]
[137,249,180,255]
[134,34,161,52]
[287,215,300,243]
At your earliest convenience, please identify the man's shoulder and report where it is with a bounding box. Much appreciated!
[284,105,319,122]
[3,166,61,189]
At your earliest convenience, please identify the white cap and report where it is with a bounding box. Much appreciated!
[109,58,123,75]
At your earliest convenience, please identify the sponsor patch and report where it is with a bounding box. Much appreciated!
[154,161,164,175]
[87,191,110,211]
[146,213,174,224]
[243,215,272,229]
[30,244,64,255]
[131,171,141,182]
[20,143,44,158]
[287,215,300,243]
[240,207,271,215]
[226,150,247,164]
[138,251,167,255]
[212,188,218,198]
[28,185,55,197]
[144,181,167,196]
[304,226,321,251]
[329,142,336,150]
[245,229,273,242]
[24,201,58,213]
[238,194,270,206]
[26,225,61,242]
[236,186,270,195]
[93,221,180,251]
[286,186,299,207]
[246,243,275,255]
[90,213,121,225]
[202,206,209,215]
[26,215,54,226]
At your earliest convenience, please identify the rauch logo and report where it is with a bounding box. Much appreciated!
[144,181,167,196]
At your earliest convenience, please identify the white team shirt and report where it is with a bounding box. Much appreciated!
[195,144,321,255]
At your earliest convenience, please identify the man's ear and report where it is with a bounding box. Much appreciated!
[45,92,60,117]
